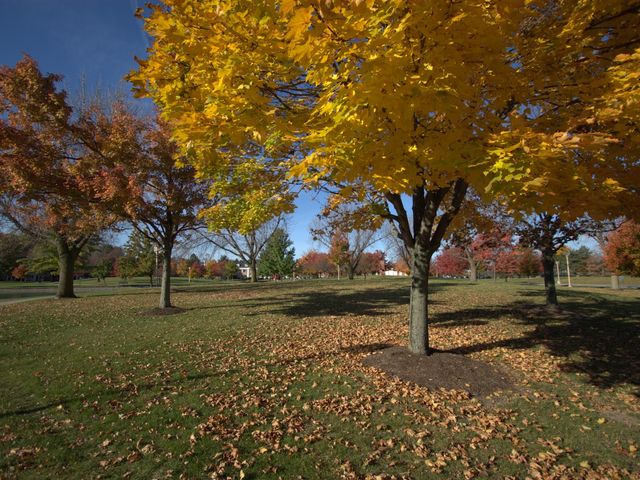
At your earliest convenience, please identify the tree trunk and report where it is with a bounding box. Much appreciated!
[249,258,258,283]
[56,237,77,298]
[57,248,77,298]
[469,262,477,282]
[408,239,432,355]
[347,264,355,280]
[466,249,477,282]
[611,274,620,290]
[555,260,561,285]
[336,264,341,280]
[159,241,173,309]
[542,253,559,307]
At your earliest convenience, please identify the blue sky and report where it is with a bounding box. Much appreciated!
[0,0,326,255]
[0,1,594,258]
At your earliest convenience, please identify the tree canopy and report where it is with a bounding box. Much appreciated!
[131,1,640,353]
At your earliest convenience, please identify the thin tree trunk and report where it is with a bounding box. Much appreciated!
[249,258,258,283]
[555,260,561,285]
[466,249,477,282]
[408,238,432,355]
[159,241,173,309]
[565,255,572,287]
[56,237,77,299]
[542,253,559,307]
[611,274,620,290]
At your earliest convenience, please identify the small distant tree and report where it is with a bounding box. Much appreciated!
[447,197,509,282]
[11,263,28,280]
[203,217,282,283]
[312,199,385,280]
[472,229,514,281]
[222,259,239,280]
[518,248,542,277]
[124,230,156,286]
[191,261,205,279]
[394,257,410,275]
[586,254,607,277]
[92,259,112,283]
[356,251,386,278]
[296,250,334,278]
[495,248,520,281]
[604,221,640,278]
[432,247,467,278]
[204,259,224,279]
[115,256,138,283]
[175,259,190,278]
[258,228,296,279]
[327,231,351,279]
[567,246,593,277]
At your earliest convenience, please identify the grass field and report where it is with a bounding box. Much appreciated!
[1,278,638,479]
[510,276,640,288]
[0,277,236,305]
[0,276,224,289]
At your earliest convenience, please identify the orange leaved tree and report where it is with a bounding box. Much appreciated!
[0,56,133,298]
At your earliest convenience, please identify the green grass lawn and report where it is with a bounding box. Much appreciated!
[0,277,240,304]
[0,276,229,289]
[509,275,640,287]
[1,278,638,479]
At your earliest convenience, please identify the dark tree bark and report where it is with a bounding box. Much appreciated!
[386,178,468,355]
[408,235,433,354]
[347,264,355,280]
[249,257,258,283]
[56,239,77,299]
[159,239,173,309]
[55,234,90,299]
[542,250,559,307]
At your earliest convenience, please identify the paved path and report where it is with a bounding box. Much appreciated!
[0,295,55,306]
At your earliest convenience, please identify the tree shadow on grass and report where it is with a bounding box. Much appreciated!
[240,283,455,318]
[438,289,640,395]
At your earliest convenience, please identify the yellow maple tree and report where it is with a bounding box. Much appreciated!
[131,0,639,354]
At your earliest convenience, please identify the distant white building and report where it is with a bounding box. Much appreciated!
[384,270,408,277]
[238,262,250,279]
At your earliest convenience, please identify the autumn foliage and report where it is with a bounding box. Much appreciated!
[432,248,468,278]
[0,56,133,297]
[604,221,640,276]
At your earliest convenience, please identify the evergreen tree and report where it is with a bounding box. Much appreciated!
[258,228,296,278]
[569,246,593,277]
[124,230,157,286]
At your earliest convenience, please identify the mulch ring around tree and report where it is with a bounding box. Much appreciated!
[363,346,518,399]
[141,306,187,316]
